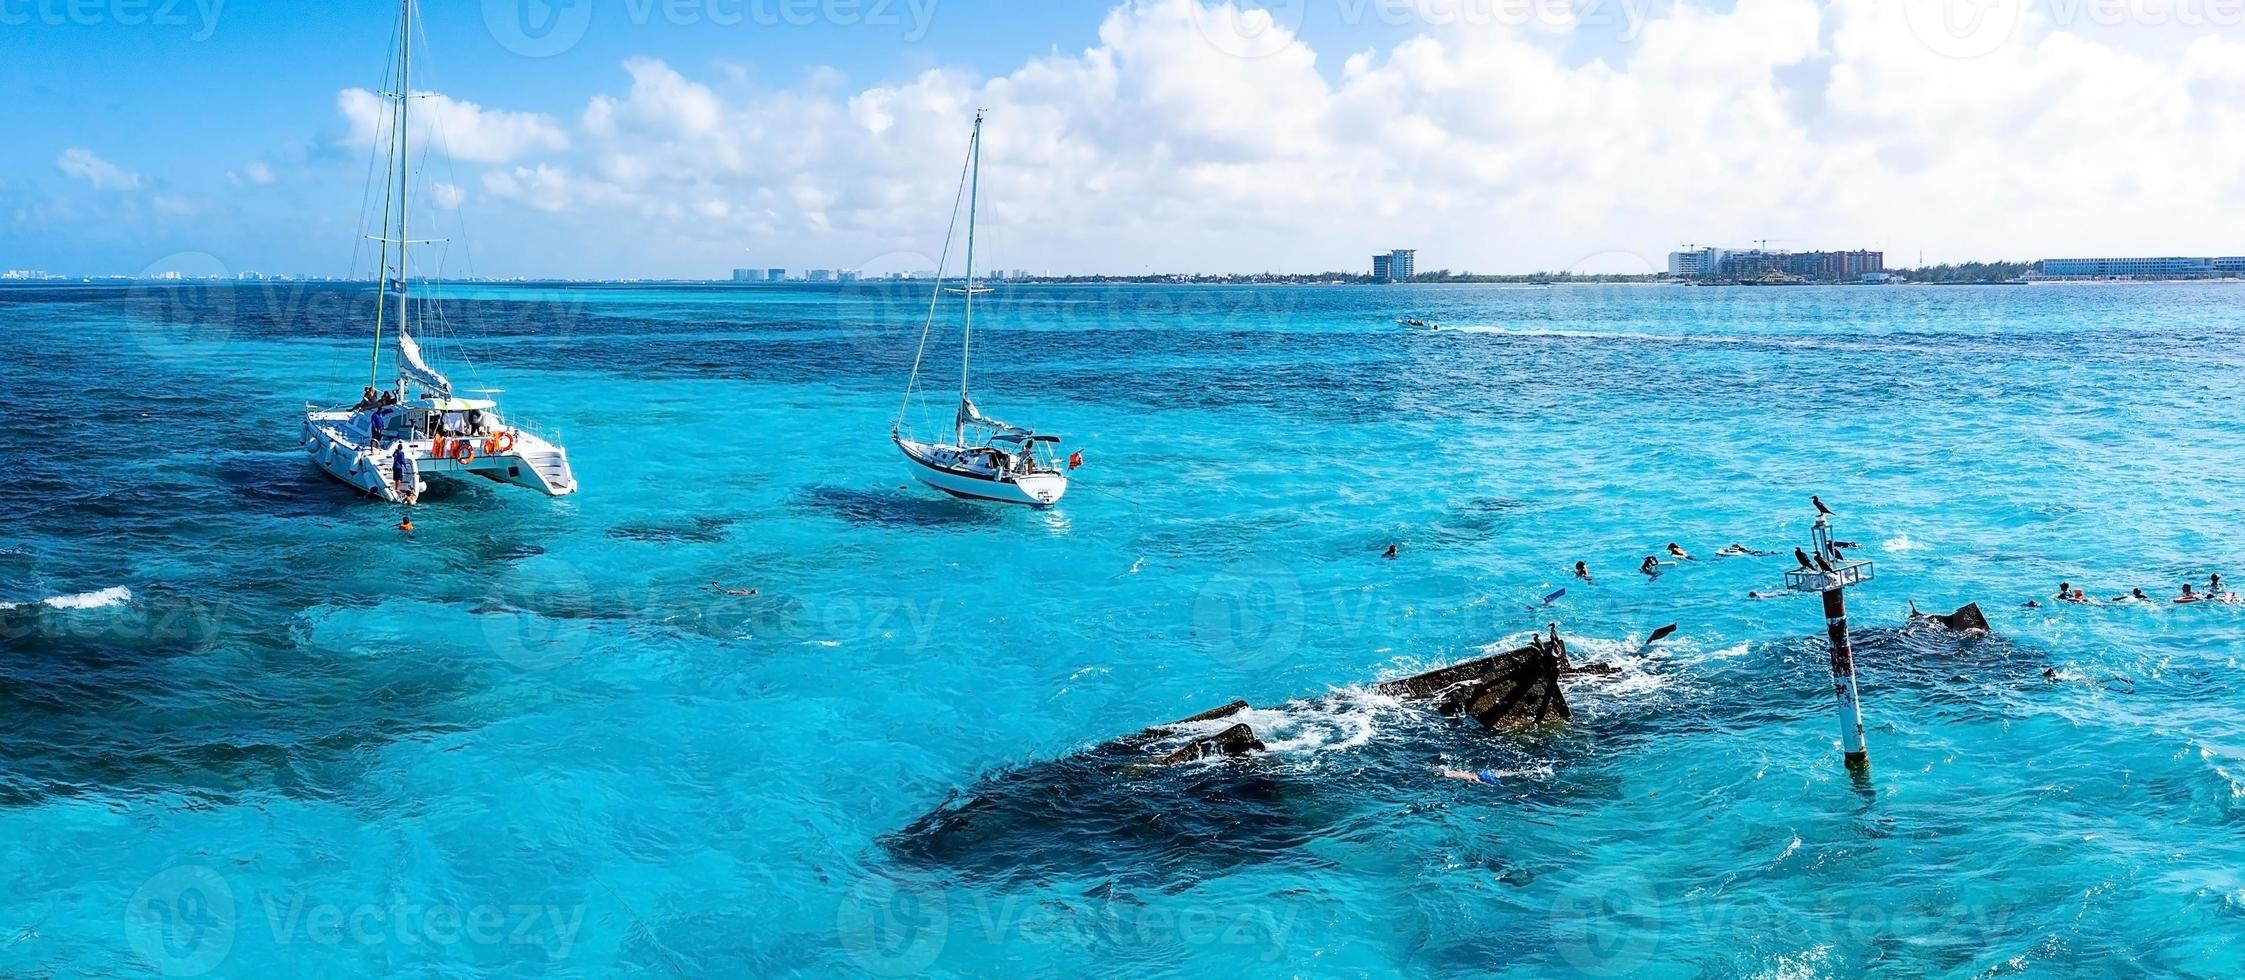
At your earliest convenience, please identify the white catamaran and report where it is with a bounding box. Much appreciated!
[893,113,1071,507]
[301,0,576,503]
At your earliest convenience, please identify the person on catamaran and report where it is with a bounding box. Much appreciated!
[391,444,418,505]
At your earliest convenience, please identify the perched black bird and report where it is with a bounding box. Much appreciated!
[1811,495,1833,517]
[1814,554,1837,573]
[1795,547,1816,569]
[1829,544,1848,562]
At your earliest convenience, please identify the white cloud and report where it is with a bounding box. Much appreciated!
[56,148,141,190]
[451,0,2245,274]
[242,162,275,185]
[431,182,466,209]
[337,88,568,165]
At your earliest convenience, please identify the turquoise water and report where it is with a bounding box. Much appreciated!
[3,280,2243,976]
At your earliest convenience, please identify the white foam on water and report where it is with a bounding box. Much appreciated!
[6,586,134,611]
[1881,533,1921,553]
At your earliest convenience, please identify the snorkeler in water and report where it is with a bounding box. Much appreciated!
[1666,542,1694,561]
[1440,768,1503,786]
[1573,561,1592,583]
[1640,555,1661,578]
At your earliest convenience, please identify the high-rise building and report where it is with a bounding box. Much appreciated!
[2038,256,2243,278]
[1371,249,1416,282]
[837,270,859,283]
[731,268,767,282]
[1668,248,1726,277]
[805,269,834,282]
[767,268,787,281]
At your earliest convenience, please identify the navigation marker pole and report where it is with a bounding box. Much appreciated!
[1785,515,1873,771]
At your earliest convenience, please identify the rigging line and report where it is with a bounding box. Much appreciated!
[958,111,984,423]
[391,0,415,397]
[894,117,978,436]
[406,6,490,395]
[344,9,397,343]
[368,0,408,392]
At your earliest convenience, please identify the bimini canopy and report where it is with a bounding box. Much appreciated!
[404,397,497,412]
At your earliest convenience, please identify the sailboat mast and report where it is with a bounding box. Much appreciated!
[956,111,982,442]
[392,0,413,397]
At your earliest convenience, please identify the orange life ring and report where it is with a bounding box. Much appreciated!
[450,441,476,464]
[486,431,515,455]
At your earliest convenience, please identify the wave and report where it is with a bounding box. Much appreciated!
[2,585,133,611]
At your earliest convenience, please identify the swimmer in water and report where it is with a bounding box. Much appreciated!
[708,581,758,597]
[2176,582,2201,603]
[1383,544,1399,560]
[1667,542,1694,561]
[1440,768,1503,786]
[2111,587,2151,602]
[2067,588,2093,604]
[2056,582,2072,601]
[1716,543,1763,557]
[1640,555,1660,578]
[2211,573,2223,593]
[1573,561,1592,584]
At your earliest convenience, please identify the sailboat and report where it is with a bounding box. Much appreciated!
[892,113,1070,507]
[299,0,577,503]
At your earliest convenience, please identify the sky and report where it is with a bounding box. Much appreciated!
[4,0,2244,278]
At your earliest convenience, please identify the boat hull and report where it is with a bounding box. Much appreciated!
[897,439,1067,506]
[302,412,578,501]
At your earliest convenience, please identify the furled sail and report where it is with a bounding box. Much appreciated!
[957,394,1030,440]
[397,328,452,397]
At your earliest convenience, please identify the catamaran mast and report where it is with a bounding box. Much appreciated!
[956,111,982,444]
[366,0,413,395]
[392,0,413,398]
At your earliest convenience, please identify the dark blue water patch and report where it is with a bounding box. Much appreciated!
[0,583,480,809]
[608,516,738,545]
[794,484,1008,530]
[216,452,366,521]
